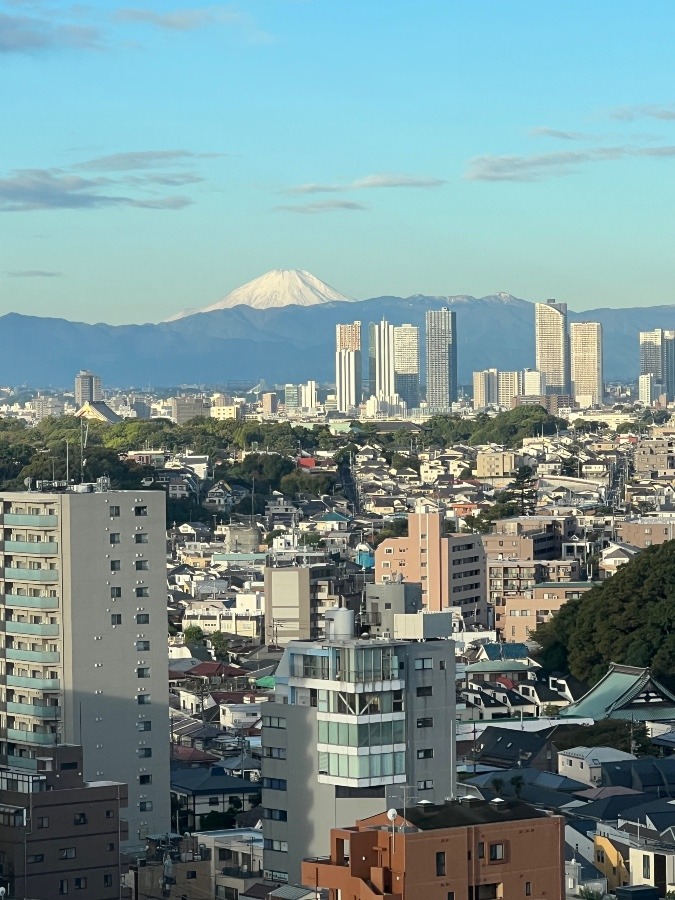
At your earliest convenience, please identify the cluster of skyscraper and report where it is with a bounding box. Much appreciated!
[639,328,675,404]
[335,309,457,414]
[534,300,604,405]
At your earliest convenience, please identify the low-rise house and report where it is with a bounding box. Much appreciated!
[170,766,261,831]
[557,746,637,786]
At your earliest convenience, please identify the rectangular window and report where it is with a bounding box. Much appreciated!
[37,816,49,828]
[27,854,44,864]
[109,533,120,545]
[209,797,220,806]
[417,748,434,759]
[106,810,115,819]
[417,717,433,728]
[110,587,122,598]
[526,883,531,896]
[263,747,287,759]
[104,875,113,888]
[478,842,485,859]
[135,587,149,597]
[417,779,433,790]
[414,658,433,670]
[489,843,504,862]
[75,878,87,890]
[262,777,287,791]
[137,694,151,705]
[262,715,286,729]
[59,848,76,860]
[436,851,446,877]
[138,748,152,758]
[109,506,120,517]
[73,813,88,825]
[139,774,152,785]
[136,614,150,624]
[135,560,149,570]
[643,855,651,879]
[186,871,197,879]
[139,801,153,812]
[136,640,150,651]
[137,667,150,678]
[106,843,115,852]
[138,721,152,731]
[110,560,121,571]
[135,533,148,544]
[59,880,68,895]
[416,685,433,697]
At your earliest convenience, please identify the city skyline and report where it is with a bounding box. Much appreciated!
[3,2,675,323]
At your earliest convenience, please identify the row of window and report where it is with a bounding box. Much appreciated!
[36,813,116,829]
[262,716,286,729]
[111,613,150,625]
[111,587,149,598]
[317,719,405,748]
[57,876,114,893]
[263,838,288,853]
[318,751,406,780]
[111,560,148,571]
[262,777,287,791]
[110,533,148,544]
[109,505,148,517]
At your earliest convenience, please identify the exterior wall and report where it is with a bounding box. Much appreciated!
[536,300,569,395]
[0,490,170,850]
[570,322,603,406]
[363,582,423,637]
[500,582,595,642]
[264,567,311,644]
[476,452,517,479]
[614,519,675,548]
[426,308,457,409]
[595,833,630,891]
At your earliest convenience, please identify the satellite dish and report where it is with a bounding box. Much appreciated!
[386,808,397,822]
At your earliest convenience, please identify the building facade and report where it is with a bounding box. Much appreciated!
[570,321,603,407]
[393,324,420,409]
[74,369,102,406]
[0,488,170,848]
[336,321,363,413]
[426,308,457,410]
[262,636,456,883]
[372,319,396,399]
[535,300,569,395]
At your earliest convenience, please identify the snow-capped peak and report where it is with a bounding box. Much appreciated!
[166,269,354,320]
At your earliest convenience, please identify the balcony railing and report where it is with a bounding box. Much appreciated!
[4,594,59,609]
[3,567,59,583]
[6,649,60,663]
[4,541,59,555]
[7,701,61,718]
[6,621,59,637]
[5,755,38,770]
[7,728,58,746]
[6,675,60,690]
[4,514,58,527]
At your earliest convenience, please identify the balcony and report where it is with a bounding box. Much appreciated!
[6,674,60,690]
[4,541,59,555]
[3,567,59,582]
[6,648,60,663]
[7,701,61,718]
[4,594,59,609]
[8,728,58,746]
[6,621,60,637]
[5,755,37,770]
[4,514,58,527]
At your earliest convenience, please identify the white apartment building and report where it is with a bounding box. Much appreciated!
[473,368,498,409]
[535,300,569,395]
[426,307,457,409]
[335,322,363,414]
[393,323,420,409]
[523,368,546,395]
[570,321,603,407]
[0,487,170,848]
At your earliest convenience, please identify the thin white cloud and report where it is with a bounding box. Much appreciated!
[72,149,220,171]
[7,269,64,277]
[275,199,368,214]
[115,6,244,31]
[0,11,100,53]
[286,172,446,195]
[466,145,675,182]
[529,126,588,141]
[611,104,675,122]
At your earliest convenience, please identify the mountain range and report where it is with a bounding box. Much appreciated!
[2,269,672,388]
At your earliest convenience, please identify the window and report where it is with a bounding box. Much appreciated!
[109,506,120,517]
[135,505,148,516]
[263,747,287,759]
[417,748,434,759]
[136,640,150,651]
[414,658,433,670]
[137,667,150,678]
[263,808,288,821]
[111,613,122,625]
[436,851,446,877]
[27,854,44,863]
[209,797,220,806]
[109,533,120,545]
[135,533,148,544]
[110,560,121,571]
[104,875,113,888]
[110,587,122,598]
[263,839,289,853]
[262,777,287,791]
[643,855,651,879]
[61,761,77,770]
[139,801,153,812]
[139,774,152,785]
[417,779,434,790]
[135,560,149,570]
[136,613,150,624]
[526,883,531,896]
[478,842,485,859]
[59,880,68,895]
[75,878,87,890]
[106,810,115,819]
[137,694,151,705]
[37,816,49,828]
[106,843,115,851]
[73,813,88,825]
[416,685,433,697]
[138,748,152,758]
[489,843,504,862]
[138,721,152,731]
[417,717,433,728]
[135,587,149,598]
[186,871,197,879]
[262,715,286,729]
[59,848,76,860]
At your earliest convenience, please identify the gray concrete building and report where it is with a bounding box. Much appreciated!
[361,581,422,638]
[0,487,170,849]
[261,630,456,883]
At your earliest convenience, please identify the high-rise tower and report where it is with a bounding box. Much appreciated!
[393,324,420,408]
[570,322,603,407]
[372,319,396,399]
[335,322,362,413]
[425,308,457,410]
[74,370,102,406]
[535,300,569,395]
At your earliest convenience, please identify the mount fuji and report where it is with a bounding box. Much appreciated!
[166,269,354,320]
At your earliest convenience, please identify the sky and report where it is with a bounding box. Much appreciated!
[2,0,675,324]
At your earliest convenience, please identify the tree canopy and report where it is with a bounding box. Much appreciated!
[534,541,675,683]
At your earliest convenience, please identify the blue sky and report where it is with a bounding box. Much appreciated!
[2,0,675,323]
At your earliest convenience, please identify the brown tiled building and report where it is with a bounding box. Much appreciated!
[0,744,127,900]
[301,798,564,900]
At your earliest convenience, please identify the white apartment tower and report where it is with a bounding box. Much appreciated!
[570,322,603,407]
[74,369,102,406]
[498,371,523,407]
[0,488,170,848]
[472,369,498,409]
[535,300,569,395]
[426,307,457,409]
[640,329,675,401]
[335,322,362,413]
[393,324,420,409]
[372,319,396,399]
[523,368,546,395]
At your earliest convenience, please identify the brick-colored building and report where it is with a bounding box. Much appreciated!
[500,581,599,642]
[613,519,675,549]
[374,510,487,624]
[301,798,564,900]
